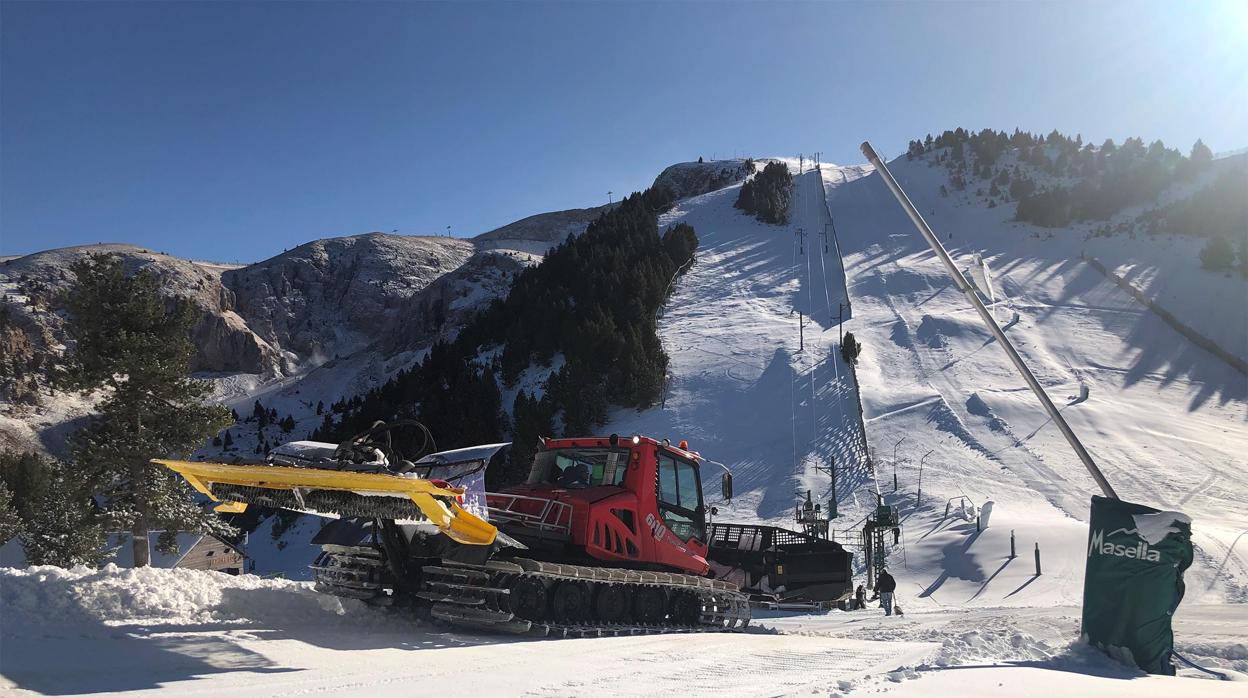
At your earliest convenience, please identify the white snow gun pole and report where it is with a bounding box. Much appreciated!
[859,141,1118,500]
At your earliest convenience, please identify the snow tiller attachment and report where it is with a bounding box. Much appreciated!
[154,421,497,546]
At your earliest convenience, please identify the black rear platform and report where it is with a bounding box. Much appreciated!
[707,522,853,605]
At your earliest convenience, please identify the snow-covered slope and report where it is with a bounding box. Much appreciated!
[818,153,1247,610]
[608,165,869,525]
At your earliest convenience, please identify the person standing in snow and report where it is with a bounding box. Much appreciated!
[853,584,867,610]
[876,569,897,616]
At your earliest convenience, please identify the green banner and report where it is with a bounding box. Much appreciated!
[1082,495,1193,675]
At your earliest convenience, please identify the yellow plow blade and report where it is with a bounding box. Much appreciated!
[154,459,497,546]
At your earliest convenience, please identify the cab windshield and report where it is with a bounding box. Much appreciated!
[527,448,629,489]
[656,451,705,542]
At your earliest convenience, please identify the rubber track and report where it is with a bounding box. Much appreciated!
[423,558,751,637]
[311,546,394,604]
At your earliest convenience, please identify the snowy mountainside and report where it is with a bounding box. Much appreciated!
[607,146,1246,616]
[0,201,618,457]
[821,150,1247,607]
[607,165,868,524]
[475,204,610,248]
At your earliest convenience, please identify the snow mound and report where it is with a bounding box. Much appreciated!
[966,392,1011,434]
[0,564,387,631]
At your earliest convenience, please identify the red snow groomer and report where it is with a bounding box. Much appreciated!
[158,426,850,636]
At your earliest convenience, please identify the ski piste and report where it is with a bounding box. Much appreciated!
[860,142,1197,676]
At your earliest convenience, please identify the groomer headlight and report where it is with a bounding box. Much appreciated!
[632,435,640,445]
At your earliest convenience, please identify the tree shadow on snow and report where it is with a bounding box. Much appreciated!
[0,615,290,695]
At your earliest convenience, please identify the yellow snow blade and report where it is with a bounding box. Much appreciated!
[153,459,497,546]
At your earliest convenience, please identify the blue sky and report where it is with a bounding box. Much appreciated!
[2,1,1245,262]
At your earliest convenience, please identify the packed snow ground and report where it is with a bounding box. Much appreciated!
[2,566,1244,697]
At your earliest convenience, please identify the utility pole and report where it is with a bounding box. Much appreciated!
[893,436,905,492]
[829,454,838,519]
[446,225,451,238]
[815,455,838,519]
[822,222,831,254]
[795,227,806,256]
[791,309,805,353]
[918,449,933,506]
[608,191,613,205]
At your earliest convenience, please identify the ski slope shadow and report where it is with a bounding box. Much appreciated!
[0,622,294,695]
[917,525,985,600]
[0,589,294,695]
[993,241,1245,410]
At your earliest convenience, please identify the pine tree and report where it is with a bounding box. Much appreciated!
[252,400,268,426]
[1,450,105,566]
[0,450,50,523]
[1190,139,1213,167]
[22,470,106,567]
[734,161,792,224]
[60,254,233,567]
[223,429,234,450]
[0,481,20,545]
[1200,236,1235,271]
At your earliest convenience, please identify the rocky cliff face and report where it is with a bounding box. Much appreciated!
[651,159,752,200]
[222,234,476,368]
[0,244,281,377]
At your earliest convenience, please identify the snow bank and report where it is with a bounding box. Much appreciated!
[0,564,386,631]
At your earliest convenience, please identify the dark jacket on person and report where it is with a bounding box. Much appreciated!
[876,571,897,593]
